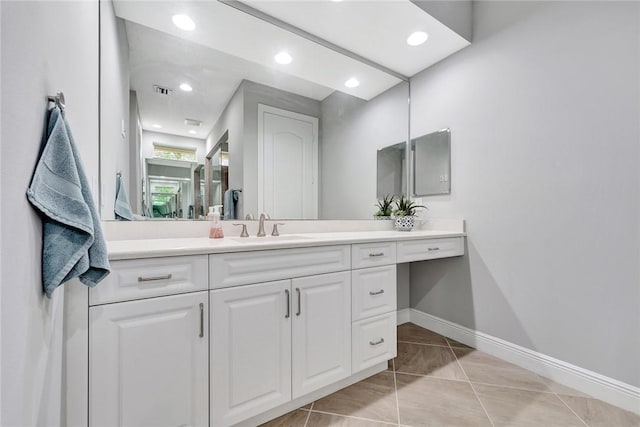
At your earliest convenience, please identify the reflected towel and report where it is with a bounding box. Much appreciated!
[27,106,110,297]
[223,189,240,220]
[114,174,133,220]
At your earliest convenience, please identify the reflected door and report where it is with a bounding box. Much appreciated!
[258,105,318,219]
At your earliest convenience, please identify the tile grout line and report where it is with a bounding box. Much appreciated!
[308,408,399,426]
[554,393,590,427]
[302,402,313,427]
[392,358,402,426]
[393,369,470,383]
[447,338,496,427]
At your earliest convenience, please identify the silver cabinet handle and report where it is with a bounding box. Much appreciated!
[369,252,385,257]
[296,288,301,316]
[138,273,172,282]
[369,338,385,346]
[285,289,290,319]
[369,289,385,296]
[199,303,204,338]
[428,247,440,251]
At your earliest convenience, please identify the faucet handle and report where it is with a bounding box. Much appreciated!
[271,223,285,237]
[232,223,249,237]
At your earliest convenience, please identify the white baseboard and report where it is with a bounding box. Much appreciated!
[396,308,410,325]
[409,308,640,415]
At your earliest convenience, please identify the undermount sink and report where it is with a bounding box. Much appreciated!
[230,235,314,243]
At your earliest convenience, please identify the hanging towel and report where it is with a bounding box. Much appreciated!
[114,174,133,220]
[223,189,240,220]
[27,106,110,298]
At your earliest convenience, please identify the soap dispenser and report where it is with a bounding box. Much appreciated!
[209,205,224,239]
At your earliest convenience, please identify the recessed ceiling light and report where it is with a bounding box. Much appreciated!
[179,83,193,92]
[331,0,343,2]
[152,124,162,129]
[188,130,197,135]
[407,31,428,46]
[172,14,195,31]
[274,51,293,65]
[344,78,360,88]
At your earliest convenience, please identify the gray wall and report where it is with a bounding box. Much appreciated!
[320,83,409,219]
[100,5,130,220]
[411,0,473,42]
[1,1,99,425]
[409,1,639,387]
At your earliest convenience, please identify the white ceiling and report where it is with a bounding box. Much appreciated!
[126,21,335,139]
[242,0,470,77]
[114,0,402,101]
[114,0,469,140]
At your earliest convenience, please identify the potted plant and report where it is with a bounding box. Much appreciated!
[373,194,395,220]
[393,195,426,231]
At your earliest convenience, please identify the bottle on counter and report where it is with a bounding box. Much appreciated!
[209,205,224,239]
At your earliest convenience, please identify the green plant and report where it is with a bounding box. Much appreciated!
[374,194,395,217]
[393,194,426,217]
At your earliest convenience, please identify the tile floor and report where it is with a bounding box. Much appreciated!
[261,323,640,427]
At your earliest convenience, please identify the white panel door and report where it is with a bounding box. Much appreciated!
[211,280,292,427]
[89,292,208,427]
[291,271,351,398]
[258,104,318,219]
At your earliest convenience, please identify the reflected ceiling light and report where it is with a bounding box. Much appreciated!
[188,130,197,135]
[344,78,360,88]
[407,31,428,46]
[179,83,193,92]
[274,51,293,65]
[152,124,162,129]
[331,0,343,2]
[172,14,195,31]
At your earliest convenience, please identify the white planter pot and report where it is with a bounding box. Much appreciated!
[394,216,415,231]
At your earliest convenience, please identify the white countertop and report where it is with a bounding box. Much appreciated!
[107,229,466,260]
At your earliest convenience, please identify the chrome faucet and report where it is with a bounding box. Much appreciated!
[257,213,270,237]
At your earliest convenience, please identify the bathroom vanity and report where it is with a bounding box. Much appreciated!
[87,227,465,427]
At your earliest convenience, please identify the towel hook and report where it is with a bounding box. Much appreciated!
[47,92,66,110]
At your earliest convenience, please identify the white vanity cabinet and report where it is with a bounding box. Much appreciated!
[88,255,210,427]
[89,291,209,427]
[210,271,351,427]
[84,232,465,427]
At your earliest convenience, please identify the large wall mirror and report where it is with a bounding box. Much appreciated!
[100,1,468,220]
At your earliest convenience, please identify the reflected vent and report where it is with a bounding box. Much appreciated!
[185,118,202,127]
[153,85,173,96]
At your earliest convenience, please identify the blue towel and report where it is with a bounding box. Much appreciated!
[223,189,240,220]
[114,174,133,220]
[27,106,110,297]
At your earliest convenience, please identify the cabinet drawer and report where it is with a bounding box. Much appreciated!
[351,242,396,269]
[90,255,208,305]
[352,265,396,321]
[352,312,397,374]
[209,245,350,289]
[396,237,464,263]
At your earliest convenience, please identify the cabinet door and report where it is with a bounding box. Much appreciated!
[90,292,208,427]
[292,271,351,399]
[211,280,292,427]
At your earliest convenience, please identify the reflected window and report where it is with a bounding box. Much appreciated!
[153,144,196,162]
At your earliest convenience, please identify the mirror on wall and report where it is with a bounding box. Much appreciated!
[376,142,406,199]
[412,128,451,196]
[99,0,468,220]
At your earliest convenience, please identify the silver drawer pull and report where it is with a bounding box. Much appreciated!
[137,274,172,282]
[285,289,290,319]
[369,289,385,296]
[369,252,385,257]
[199,303,204,338]
[428,247,440,251]
[369,338,385,346]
